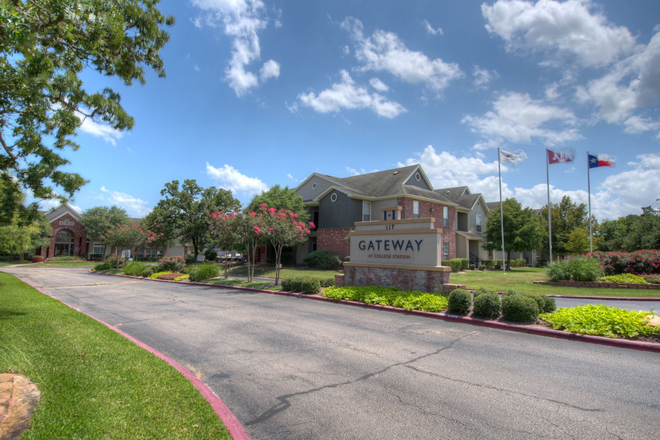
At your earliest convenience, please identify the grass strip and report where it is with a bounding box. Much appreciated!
[0,273,231,439]
[228,265,341,280]
[205,278,283,291]
[450,268,660,298]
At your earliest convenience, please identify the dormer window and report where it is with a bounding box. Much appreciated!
[415,172,421,181]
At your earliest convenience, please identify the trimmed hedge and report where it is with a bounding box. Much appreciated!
[502,293,539,322]
[282,277,321,294]
[302,250,342,270]
[473,292,501,319]
[446,259,463,272]
[319,278,335,288]
[447,289,471,315]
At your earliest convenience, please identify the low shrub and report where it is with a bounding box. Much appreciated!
[203,249,217,261]
[473,287,497,299]
[141,267,156,278]
[501,293,539,322]
[302,250,342,270]
[319,278,335,288]
[30,257,45,263]
[157,256,185,272]
[189,263,220,282]
[157,272,186,281]
[642,274,660,284]
[546,257,603,282]
[473,292,501,319]
[469,264,476,270]
[590,250,660,275]
[323,286,448,312]
[546,260,571,282]
[599,274,649,284]
[281,277,321,294]
[447,289,471,315]
[174,274,189,281]
[88,253,104,260]
[446,259,463,272]
[94,262,112,272]
[123,261,147,276]
[536,259,548,268]
[481,259,493,268]
[540,304,659,339]
[0,254,19,261]
[105,255,126,268]
[184,253,198,265]
[510,258,526,268]
[458,258,469,270]
[150,271,172,279]
[48,255,85,262]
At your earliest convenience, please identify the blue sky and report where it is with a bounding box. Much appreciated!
[41,0,660,221]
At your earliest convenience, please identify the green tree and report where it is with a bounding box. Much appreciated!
[485,198,542,270]
[0,0,174,219]
[79,206,130,256]
[565,228,590,255]
[151,180,241,259]
[0,212,51,259]
[246,185,308,219]
[103,223,156,264]
[539,196,588,259]
[624,206,660,250]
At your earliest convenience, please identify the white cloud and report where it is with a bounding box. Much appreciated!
[399,147,660,220]
[285,100,299,114]
[473,65,499,90]
[342,45,351,55]
[482,0,636,68]
[191,0,278,97]
[77,115,123,146]
[342,17,462,94]
[194,65,201,72]
[462,91,581,147]
[346,166,378,176]
[369,77,389,92]
[298,70,406,119]
[576,29,660,124]
[544,82,560,100]
[287,173,298,183]
[423,19,443,36]
[260,59,280,81]
[99,186,150,217]
[205,162,268,196]
[623,116,660,134]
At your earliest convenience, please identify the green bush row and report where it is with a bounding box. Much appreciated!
[323,286,448,312]
[546,257,603,282]
[541,304,659,339]
[599,274,649,284]
[281,277,321,294]
[302,250,342,270]
[447,288,555,322]
[446,259,468,272]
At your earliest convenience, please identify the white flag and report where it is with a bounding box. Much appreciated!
[499,149,527,164]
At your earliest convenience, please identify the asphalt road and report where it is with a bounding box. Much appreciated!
[3,267,660,440]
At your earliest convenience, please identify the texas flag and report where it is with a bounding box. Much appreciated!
[588,153,616,168]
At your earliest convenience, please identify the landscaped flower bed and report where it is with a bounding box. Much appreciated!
[323,286,448,312]
[590,250,660,275]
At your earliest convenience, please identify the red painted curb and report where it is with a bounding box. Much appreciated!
[90,271,660,353]
[15,274,252,440]
[465,289,660,302]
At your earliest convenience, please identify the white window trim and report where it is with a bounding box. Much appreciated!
[413,200,420,219]
[362,201,371,221]
[330,193,338,202]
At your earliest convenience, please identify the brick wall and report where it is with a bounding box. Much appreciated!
[47,213,88,257]
[317,228,351,260]
[343,265,451,293]
[398,197,456,260]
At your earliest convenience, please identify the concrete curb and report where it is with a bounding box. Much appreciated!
[479,290,660,301]
[15,274,252,440]
[90,270,660,354]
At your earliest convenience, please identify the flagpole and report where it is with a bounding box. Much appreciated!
[498,148,505,274]
[546,149,553,263]
[587,151,593,253]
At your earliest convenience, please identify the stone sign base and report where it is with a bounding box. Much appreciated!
[338,263,452,293]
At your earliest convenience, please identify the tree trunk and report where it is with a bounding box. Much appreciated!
[506,251,511,271]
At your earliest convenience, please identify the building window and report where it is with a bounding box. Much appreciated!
[362,201,371,221]
[443,242,449,260]
[443,206,449,227]
[415,172,421,181]
[93,244,104,255]
[330,193,338,202]
[476,215,482,232]
[312,182,318,190]
[413,201,419,219]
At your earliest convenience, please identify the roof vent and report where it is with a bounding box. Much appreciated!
[446,191,450,194]
[393,171,399,175]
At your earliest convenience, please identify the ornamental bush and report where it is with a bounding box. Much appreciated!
[149,271,172,279]
[473,287,497,299]
[447,259,463,272]
[473,292,501,319]
[590,250,660,275]
[141,267,156,278]
[281,277,321,294]
[322,286,448,312]
[447,289,471,315]
[599,274,649,284]
[188,263,220,282]
[157,272,186,280]
[123,261,147,276]
[93,262,112,272]
[204,249,218,261]
[30,257,45,263]
[502,293,539,322]
[540,304,659,339]
[546,257,602,282]
[302,250,342,270]
[319,278,335,287]
[157,255,185,272]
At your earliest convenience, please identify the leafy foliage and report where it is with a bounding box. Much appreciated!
[123,261,146,276]
[188,263,220,282]
[323,286,448,312]
[156,255,185,273]
[598,206,660,252]
[302,249,342,270]
[590,250,660,275]
[501,292,539,322]
[485,198,543,269]
[599,274,649,284]
[540,305,659,339]
[447,289,471,315]
[281,277,321,294]
[204,249,217,261]
[79,206,130,255]
[473,292,501,319]
[0,0,174,217]
[545,257,603,281]
[157,272,186,281]
[539,196,589,257]
[246,185,308,220]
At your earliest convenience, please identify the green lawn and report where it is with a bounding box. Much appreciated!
[205,278,284,291]
[33,261,96,267]
[0,262,17,267]
[228,265,341,280]
[450,267,660,298]
[0,273,231,439]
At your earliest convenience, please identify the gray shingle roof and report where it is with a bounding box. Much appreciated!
[486,202,500,211]
[338,165,419,197]
[436,187,484,210]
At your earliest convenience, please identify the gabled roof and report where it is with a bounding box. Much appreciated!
[436,186,469,201]
[436,186,487,211]
[486,202,500,211]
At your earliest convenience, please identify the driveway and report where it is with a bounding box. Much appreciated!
[2,266,659,440]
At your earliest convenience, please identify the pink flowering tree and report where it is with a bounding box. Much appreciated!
[258,203,312,286]
[210,211,241,279]
[103,223,157,265]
